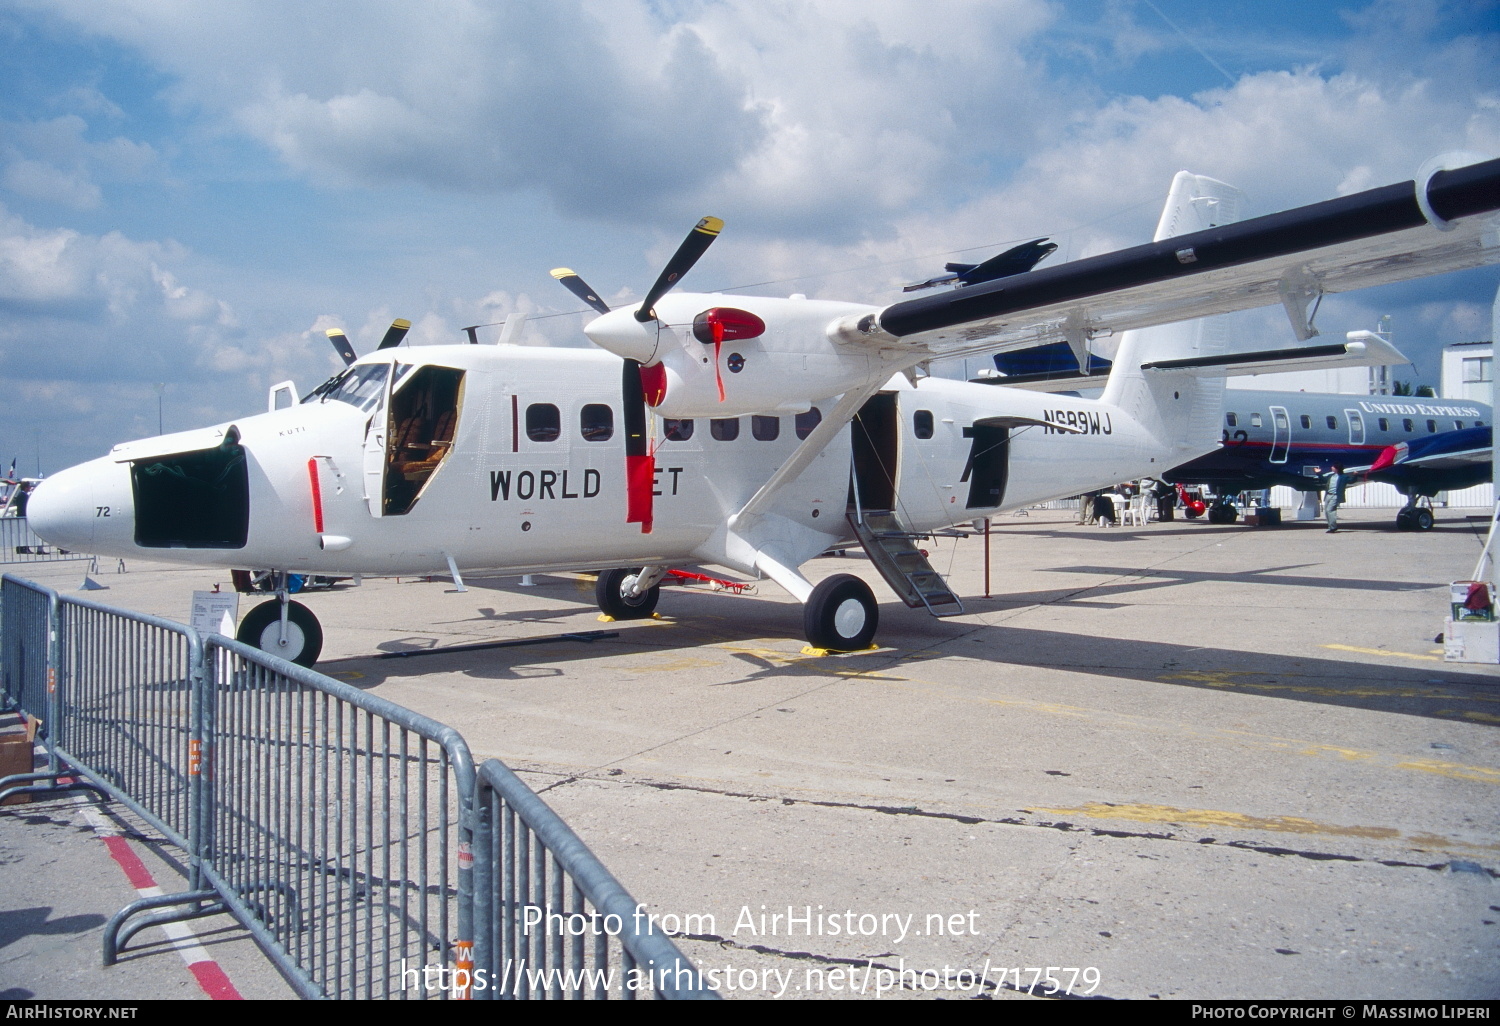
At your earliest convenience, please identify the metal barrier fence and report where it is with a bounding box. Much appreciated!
[198,635,474,1000]
[0,573,714,1000]
[474,759,714,1000]
[0,517,91,565]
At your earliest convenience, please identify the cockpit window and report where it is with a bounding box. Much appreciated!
[304,363,391,410]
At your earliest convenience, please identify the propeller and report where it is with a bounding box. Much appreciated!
[325,318,412,366]
[550,217,724,534]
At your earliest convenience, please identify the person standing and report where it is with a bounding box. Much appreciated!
[1323,464,1346,533]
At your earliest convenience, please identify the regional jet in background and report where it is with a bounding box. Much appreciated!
[975,341,1492,530]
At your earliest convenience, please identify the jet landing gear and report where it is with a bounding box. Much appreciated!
[1395,496,1435,531]
[1206,499,1239,525]
[596,567,663,620]
[236,571,324,667]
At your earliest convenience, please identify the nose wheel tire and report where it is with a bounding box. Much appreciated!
[236,599,324,668]
[596,568,661,620]
[804,574,878,652]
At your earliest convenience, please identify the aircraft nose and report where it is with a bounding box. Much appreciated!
[27,459,109,552]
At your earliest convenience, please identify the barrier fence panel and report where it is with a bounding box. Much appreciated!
[0,575,55,724]
[53,593,202,853]
[474,759,717,1001]
[201,635,476,1000]
[0,517,91,565]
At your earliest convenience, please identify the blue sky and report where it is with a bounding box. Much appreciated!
[1,0,1497,473]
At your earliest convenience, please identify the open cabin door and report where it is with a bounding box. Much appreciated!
[848,392,899,517]
[1270,405,1290,464]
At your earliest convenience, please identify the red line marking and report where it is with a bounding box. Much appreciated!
[101,834,155,890]
[188,960,243,1001]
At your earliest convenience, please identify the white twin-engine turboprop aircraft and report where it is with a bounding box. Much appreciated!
[27,157,1500,666]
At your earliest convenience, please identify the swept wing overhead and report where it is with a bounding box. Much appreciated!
[833,159,1500,362]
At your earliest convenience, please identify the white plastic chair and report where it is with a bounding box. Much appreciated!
[1121,493,1148,526]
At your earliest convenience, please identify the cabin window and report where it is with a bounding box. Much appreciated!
[1477,420,1485,427]
[1378,418,1389,431]
[579,404,613,441]
[796,408,822,440]
[664,419,694,441]
[752,416,780,441]
[1249,413,1262,428]
[1427,419,1436,433]
[526,403,560,442]
[1300,415,1312,429]
[711,418,740,441]
[1403,419,1413,432]
[1326,415,1338,430]
[1225,413,1237,428]
[1455,420,1465,430]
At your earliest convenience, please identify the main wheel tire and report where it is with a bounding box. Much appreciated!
[1207,504,1238,524]
[1413,507,1434,530]
[596,568,660,620]
[804,574,878,652]
[236,599,324,668]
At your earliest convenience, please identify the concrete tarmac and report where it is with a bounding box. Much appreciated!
[4,506,1498,1000]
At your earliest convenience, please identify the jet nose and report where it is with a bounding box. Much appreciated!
[27,460,109,552]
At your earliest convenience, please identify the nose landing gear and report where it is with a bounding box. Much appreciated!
[235,570,324,667]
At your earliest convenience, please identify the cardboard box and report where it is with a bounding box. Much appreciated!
[1450,581,1495,622]
[1445,617,1500,663]
[0,717,38,805]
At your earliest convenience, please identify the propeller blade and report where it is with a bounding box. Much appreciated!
[635,216,723,323]
[550,268,611,316]
[325,329,358,366]
[621,359,654,533]
[377,318,412,350]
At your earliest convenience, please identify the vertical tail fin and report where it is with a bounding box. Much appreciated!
[1099,173,1246,456]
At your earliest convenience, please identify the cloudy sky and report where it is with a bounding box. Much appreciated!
[2,0,1497,473]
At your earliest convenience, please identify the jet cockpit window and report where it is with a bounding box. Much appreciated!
[580,404,613,441]
[526,404,561,442]
[308,363,390,411]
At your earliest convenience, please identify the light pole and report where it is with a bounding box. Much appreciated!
[153,383,165,435]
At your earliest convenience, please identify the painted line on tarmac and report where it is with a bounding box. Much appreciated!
[1321,643,1443,662]
[76,803,242,1000]
[1026,801,1500,855]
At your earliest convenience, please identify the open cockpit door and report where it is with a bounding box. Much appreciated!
[848,392,900,516]
[368,364,465,517]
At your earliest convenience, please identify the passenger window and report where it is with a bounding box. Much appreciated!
[917,410,936,437]
[1378,418,1389,431]
[664,419,694,441]
[796,408,822,440]
[1455,420,1464,430]
[1326,416,1338,430]
[752,416,780,441]
[1403,419,1413,432]
[1478,420,1485,427]
[580,404,613,441]
[1300,415,1311,429]
[1250,413,1262,428]
[1426,420,1436,433]
[711,418,740,441]
[526,403,560,442]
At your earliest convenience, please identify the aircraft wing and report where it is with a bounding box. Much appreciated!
[1358,425,1493,475]
[833,159,1500,361]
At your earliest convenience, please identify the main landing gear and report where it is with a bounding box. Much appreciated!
[1206,499,1239,525]
[236,570,324,668]
[1395,504,1435,531]
[595,565,880,652]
